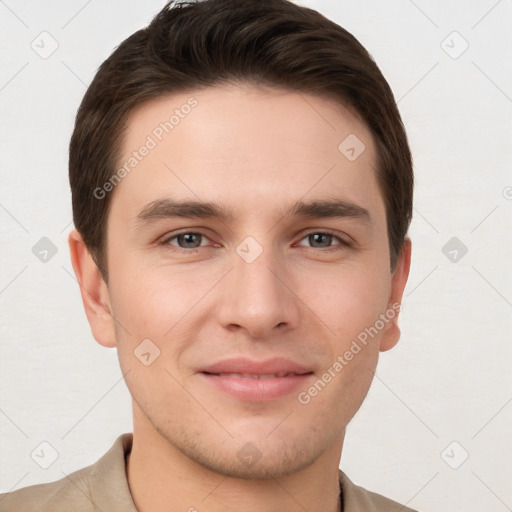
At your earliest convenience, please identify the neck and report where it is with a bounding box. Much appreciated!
[126,407,344,512]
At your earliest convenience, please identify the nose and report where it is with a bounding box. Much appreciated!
[216,243,301,339]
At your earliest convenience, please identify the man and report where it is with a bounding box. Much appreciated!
[0,0,416,510]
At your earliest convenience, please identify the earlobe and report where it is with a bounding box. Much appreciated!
[68,229,117,348]
[379,238,412,352]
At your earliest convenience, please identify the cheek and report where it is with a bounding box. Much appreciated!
[300,266,387,420]
[107,256,221,345]
[300,260,391,343]
[109,267,168,332]
[108,265,197,394]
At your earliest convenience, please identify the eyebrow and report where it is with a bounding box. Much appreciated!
[134,197,371,226]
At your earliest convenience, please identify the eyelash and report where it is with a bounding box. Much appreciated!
[159,230,351,253]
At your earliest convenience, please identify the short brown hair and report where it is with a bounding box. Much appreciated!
[69,0,413,280]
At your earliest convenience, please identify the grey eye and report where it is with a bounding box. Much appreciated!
[307,233,333,248]
[175,233,203,248]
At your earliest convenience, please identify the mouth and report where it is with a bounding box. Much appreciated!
[198,358,314,402]
[202,371,308,379]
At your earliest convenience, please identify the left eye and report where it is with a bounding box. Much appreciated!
[296,232,345,249]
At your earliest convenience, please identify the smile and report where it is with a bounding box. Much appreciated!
[203,372,304,379]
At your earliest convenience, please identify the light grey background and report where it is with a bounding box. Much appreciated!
[1,1,511,510]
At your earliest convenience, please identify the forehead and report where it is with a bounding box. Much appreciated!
[112,83,383,225]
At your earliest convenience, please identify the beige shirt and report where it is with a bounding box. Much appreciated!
[0,433,418,511]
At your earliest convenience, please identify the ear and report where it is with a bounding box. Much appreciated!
[379,238,412,352]
[68,229,116,348]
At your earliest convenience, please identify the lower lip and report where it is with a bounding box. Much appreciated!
[199,372,314,402]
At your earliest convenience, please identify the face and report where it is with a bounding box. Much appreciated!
[76,83,409,479]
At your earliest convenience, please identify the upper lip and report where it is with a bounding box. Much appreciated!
[200,357,313,376]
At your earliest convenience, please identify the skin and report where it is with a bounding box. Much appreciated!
[69,83,411,512]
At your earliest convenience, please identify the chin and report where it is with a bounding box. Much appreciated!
[186,444,319,480]
[158,421,323,480]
